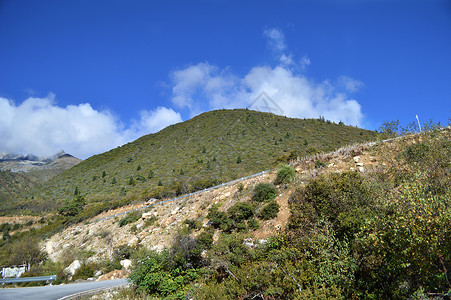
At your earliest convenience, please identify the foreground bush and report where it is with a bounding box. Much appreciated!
[252,183,278,202]
[274,165,296,185]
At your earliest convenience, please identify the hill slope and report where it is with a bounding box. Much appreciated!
[9,109,378,214]
[0,152,81,211]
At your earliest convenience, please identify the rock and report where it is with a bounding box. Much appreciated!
[127,236,139,246]
[142,212,154,219]
[170,207,180,215]
[120,259,132,270]
[65,260,81,276]
[95,270,103,277]
[358,167,365,173]
[243,238,254,248]
[353,156,360,163]
[356,162,364,167]
[46,242,58,255]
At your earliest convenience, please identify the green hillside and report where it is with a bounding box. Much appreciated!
[7,109,378,215]
[0,171,41,204]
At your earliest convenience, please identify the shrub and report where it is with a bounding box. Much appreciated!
[274,165,296,185]
[247,217,260,230]
[227,202,255,222]
[252,183,278,202]
[118,211,142,227]
[196,232,213,249]
[207,206,232,231]
[71,263,95,281]
[257,201,280,220]
[184,218,202,230]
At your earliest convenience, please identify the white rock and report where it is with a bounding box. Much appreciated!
[128,236,139,246]
[94,270,103,277]
[120,259,132,270]
[65,260,81,276]
[358,167,365,172]
[353,156,360,163]
[356,162,364,167]
[243,238,254,248]
[142,212,154,219]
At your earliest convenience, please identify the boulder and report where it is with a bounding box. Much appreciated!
[127,236,139,246]
[120,259,132,270]
[65,260,81,276]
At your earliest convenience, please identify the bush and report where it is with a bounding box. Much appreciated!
[257,201,280,220]
[118,211,142,227]
[71,263,95,281]
[274,165,296,185]
[247,217,260,230]
[252,183,278,202]
[207,206,232,231]
[227,202,255,222]
[58,195,86,217]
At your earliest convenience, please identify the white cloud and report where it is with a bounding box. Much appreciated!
[0,95,182,159]
[128,106,182,138]
[169,63,364,126]
[168,28,364,126]
[264,28,287,52]
[338,75,365,93]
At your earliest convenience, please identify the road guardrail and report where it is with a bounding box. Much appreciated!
[1,275,56,288]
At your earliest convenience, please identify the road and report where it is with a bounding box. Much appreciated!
[0,278,128,300]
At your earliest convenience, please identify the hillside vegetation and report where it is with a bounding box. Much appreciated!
[126,126,450,299]
[0,121,448,298]
[0,154,81,210]
[7,109,377,215]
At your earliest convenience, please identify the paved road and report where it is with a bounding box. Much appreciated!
[0,278,128,300]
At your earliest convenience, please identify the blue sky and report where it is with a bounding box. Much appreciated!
[1,0,450,159]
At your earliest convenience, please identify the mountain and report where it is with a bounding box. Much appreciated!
[0,151,81,212]
[0,150,80,173]
[7,109,378,214]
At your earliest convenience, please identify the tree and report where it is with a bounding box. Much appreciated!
[11,237,46,269]
[59,194,86,216]
[102,171,106,178]
[236,156,242,164]
[378,120,400,137]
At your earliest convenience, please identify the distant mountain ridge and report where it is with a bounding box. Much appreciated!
[0,151,81,210]
[0,150,80,173]
[8,109,379,215]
